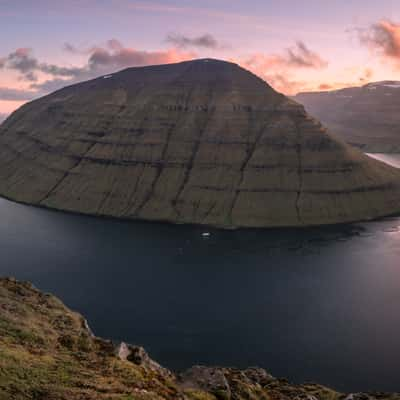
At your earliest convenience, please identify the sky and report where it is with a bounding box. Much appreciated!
[1,0,400,119]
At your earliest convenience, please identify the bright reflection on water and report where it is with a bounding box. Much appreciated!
[0,153,400,392]
[367,153,400,168]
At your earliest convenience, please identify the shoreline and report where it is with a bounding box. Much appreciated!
[1,276,399,399]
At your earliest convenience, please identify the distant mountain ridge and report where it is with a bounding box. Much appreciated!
[294,81,400,153]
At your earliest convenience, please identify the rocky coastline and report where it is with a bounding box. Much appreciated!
[1,277,399,400]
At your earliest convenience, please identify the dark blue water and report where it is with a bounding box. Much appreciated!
[1,154,400,393]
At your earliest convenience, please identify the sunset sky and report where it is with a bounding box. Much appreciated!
[1,0,400,120]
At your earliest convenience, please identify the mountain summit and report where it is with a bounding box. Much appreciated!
[0,59,399,228]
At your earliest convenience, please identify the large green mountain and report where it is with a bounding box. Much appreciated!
[1,60,400,228]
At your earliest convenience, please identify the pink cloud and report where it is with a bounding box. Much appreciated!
[88,41,195,70]
[318,84,333,90]
[242,42,327,73]
[236,42,327,94]
[1,40,196,97]
[1,38,330,105]
[359,19,400,67]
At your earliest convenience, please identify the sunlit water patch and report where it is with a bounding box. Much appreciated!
[367,153,400,168]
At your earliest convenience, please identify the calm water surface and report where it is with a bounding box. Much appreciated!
[1,154,400,393]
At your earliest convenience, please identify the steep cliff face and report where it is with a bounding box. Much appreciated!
[1,277,399,400]
[1,59,400,228]
[294,82,400,153]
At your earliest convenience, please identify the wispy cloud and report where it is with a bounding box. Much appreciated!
[240,41,328,94]
[125,1,331,38]
[285,41,328,68]
[0,87,37,101]
[1,39,195,95]
[127,1,225,17]
[243,41,327,73]
[313,82,356,92]
[31,39,196,92]
[318,84,333,90]
[86,39,194,71]
[0,47,86,82]
[165,33,220,49]
[127,1,195,14]
[4,48,39,81]
[358,19,400,68]
[0,37,328,102]
[63,42,79,54]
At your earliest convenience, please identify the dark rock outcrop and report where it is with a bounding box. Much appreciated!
[179,366,279,399]
[1,60,400,227]
[294,81,400,153]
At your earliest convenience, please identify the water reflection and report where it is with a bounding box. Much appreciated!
[367,153,400,168]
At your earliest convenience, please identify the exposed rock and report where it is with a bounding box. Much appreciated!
[179,366,278,399]
[1,277,400,400]
[116,342,172,378]
[294,81,400,153]
[116,341,131,360]
[179,366,232,398]
[242,367,275,386]
[1,60,400,227]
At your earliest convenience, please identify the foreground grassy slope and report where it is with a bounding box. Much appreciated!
[0,277,398,400]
